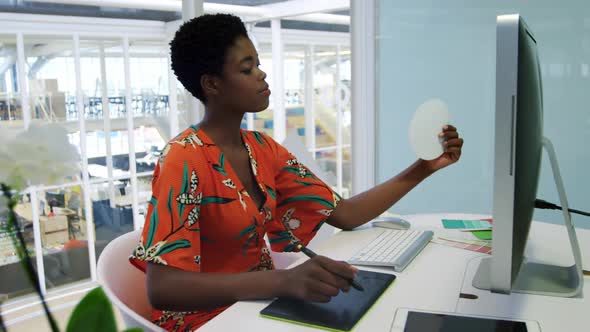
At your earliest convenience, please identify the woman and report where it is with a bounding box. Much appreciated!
[130,13,464,331]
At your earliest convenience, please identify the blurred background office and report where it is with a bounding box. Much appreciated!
[0,0,352,308]
[1,0,589,330]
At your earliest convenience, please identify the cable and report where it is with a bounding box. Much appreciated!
[535,199,590,217]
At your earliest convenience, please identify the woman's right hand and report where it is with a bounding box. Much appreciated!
[280,255,358,302]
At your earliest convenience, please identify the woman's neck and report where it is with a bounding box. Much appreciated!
[199,104,245,148]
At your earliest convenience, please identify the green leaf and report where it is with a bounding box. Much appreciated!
[149,196,157,206]
[180,161,189,193]
[265,185,276,200]
[219,153,225,169]
[212,165,227,176]
[281,167,301,175]
[66,287,117,332]
[234,224,256,239]
[294,180,315,186]
[268,234,291,245]
[201,236,215,243]
[167,188,174,216]
[156,239,191,255]
[284,243,299,252]
[201,196,235,205]
[190,124,200,132]
[178,161,189,218]
[278,195,334,209]
[281,167,316,179]
[122,329,143,332]
[252,131,265,145]
[242,234,256,255]
[145,204,158,249]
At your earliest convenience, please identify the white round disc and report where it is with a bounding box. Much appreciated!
[409,99,450,160]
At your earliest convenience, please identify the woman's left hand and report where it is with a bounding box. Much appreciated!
[423,125,464,172]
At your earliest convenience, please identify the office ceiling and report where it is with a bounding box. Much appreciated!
[0,0,348,32]
[0,0,180,21]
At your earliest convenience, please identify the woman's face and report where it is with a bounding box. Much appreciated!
[215,36,270,113]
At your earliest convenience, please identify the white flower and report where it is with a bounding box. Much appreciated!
[0,124,81,190]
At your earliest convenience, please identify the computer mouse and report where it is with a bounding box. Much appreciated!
[372,217,411,230]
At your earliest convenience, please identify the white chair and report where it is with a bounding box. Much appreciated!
[96,230,163,332]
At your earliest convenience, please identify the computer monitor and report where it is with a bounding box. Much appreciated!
[46,191,66,208]
[472,14,583,298]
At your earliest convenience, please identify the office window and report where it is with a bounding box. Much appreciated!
[130,40,170,118]
[311,45,351,197]
[1,195,36,299]
[25,37,75,122]
[251,40,351,197]
[37,187,90,291]
[89,181,133,260]
[252,42,274,136]
[0,34,20,122]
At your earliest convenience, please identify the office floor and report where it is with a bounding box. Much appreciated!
[2,281,125,331]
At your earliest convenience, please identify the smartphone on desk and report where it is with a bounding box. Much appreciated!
[391,308,541,332]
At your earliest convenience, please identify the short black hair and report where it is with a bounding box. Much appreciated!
[170,14,248,103]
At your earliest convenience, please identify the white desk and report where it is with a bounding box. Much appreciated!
[200,213,590,332]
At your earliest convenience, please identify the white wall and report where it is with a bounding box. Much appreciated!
[376,0,590,229]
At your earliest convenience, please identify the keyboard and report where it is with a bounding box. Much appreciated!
[348,229,433,272]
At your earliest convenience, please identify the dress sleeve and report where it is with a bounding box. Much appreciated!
[266,139,341,252]
[130,144,203,272]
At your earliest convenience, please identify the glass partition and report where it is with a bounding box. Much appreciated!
[376,1,590,229]
[37,186,90,290]
[0,34,22,123]
[1,194,36,299]
[22,35,74,123]
[253,42,274,136]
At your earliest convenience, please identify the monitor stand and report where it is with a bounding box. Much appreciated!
[473,137,584,297]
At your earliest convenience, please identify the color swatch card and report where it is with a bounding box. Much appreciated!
[441,219,492,230]
[432,237,492,255]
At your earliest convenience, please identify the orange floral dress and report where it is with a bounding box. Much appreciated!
[130,125,340,331]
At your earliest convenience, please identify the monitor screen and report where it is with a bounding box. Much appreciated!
[46,191,66,208]
[510,17,543,285]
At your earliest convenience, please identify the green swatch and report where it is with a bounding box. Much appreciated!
[471,230,493,240]
[442,219,492,229]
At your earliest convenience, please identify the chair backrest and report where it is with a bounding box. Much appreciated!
[96,230,163,332]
